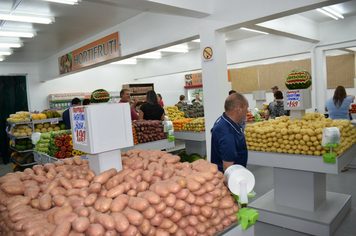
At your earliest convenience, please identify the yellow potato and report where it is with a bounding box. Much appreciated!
[303,135,310,142]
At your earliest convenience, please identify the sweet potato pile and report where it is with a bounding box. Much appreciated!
[0,150,239,236]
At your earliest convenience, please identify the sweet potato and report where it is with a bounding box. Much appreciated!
[93,169,116,185]
[14,213,44,231]
[88,183,101,193]
[104,175,122,190]
[142,206,156,220]
[124,175,138,190]
[94,213,115,230]
[141,170,153,183]
[73,206,89,217]
[122,207,143,226]
[50,187,66,197]
[72,179,90,189]
[99,198,112,213]
[34,223,56,236]
[136,181,149,192]
[106,183,125,198]
[7,196,30,211]
[59,177,73,190]
[111,212,129,233]
[24,222,48,236]
[24,186,40,200]
[128,196,149,212]
[65,189,81,197]
[149,182,170,197]
[1,182,25,195]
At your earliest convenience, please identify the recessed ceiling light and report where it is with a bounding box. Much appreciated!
[0,14,54,24]
[0,43,22,48]
[192,39,200,43]
[159,45,188,53]
[133,52,161,59]
[316,8,339,20]
[0,56,3,62]
[0,50,12,55]
[0,31,35,38]
[322,7,344,19]
[111,59,137,65]
[240,27,269,35]
[41,0,79,5]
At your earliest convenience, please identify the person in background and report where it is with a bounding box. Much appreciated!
[192,93,202,104]
[325,86,355,172]
[271,86,279,94]
[139,90,165,121]
[83,99,91,105]
[211,93,249,173]
[177,95,186,104]
[62,97,81,130]
[135,101,145,114]
[157,93,164,107]
[265,91,289,120]
[229,90,237,95]
[119,89,139,120]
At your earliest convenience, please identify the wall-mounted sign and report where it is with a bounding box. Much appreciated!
[202,46,213,62]
[59,32,120,75]
[185,73,203,88]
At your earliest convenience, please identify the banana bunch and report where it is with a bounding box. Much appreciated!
[164,106,186,121]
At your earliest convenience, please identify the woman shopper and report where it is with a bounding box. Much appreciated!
[325,86,355,172]
[265,91,289,120]
[139,90,165,121]
[157,93,164,107]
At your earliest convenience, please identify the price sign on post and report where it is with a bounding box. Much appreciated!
[286,90,300,108]
[72,106,87,145]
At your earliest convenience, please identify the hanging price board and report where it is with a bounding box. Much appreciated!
[286,90,300,108]
[72,106,87,145]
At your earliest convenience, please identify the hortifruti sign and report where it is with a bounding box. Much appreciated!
[58,32,120,75]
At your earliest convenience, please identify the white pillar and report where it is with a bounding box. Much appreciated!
[313,47,328,113]
[200,30,230,161]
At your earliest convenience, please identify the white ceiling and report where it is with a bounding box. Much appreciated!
[1,0,356,63]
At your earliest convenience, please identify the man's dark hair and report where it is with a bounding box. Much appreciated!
[225,93,246,112]
[120,89,130,97]
[83,99,91,105]
[274,91,283,100]
[229,90,237,95]
[71,98,81,105]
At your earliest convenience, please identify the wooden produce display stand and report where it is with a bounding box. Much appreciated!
[249,89,353,236]
[174,131,206,157]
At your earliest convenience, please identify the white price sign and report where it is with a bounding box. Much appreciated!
[72,106,87,145]
[50,118,59,124]
[286,90,300,108]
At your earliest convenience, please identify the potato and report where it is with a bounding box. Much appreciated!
[124,175,138,190]
[126,189,137,196]
[104,175,123,190]
[72,179,90,189]
[51,206,73,224]
[24,222,48,236]
[73,206,89,217]
[149,212,164,226]
[194,196,206,206]
[136,181,149,192]
[84,193,97,207]
[85,223,105,236]
[52,195,67,207]
[161,180,183,194]
[93,196,106,211]
[185,192,197,205]
[122,207,143,226]
[162,168,174,180]
[93,169,117,185]
[1,182,25,195]
[111,212,130,233]
[59,177,73,190]
[169,210,183,223]
[163,193,177,207]
[13,213,44,231]
[99,198,112,213]
[94,213,115,230]
[197,214,207,223]
[219,196,235,209]
[50,187,66,197]
[7,196,31,211]
[137,190,161,205]
[190,205,201,216]
[73,156,83,165]
[88,183,101,193]
[142,170,153,183]
[138,219,151,235]
[175,228,187,236]
[110,194,129,212]
[69,198,84,209]
[65,189,81,197]
[22,218,48,231]
[186,178,201,192]
[142,206,156,219]
[121,225,138,236]
[24,186,40,200]
[54,213,78,225]
[128,196,149,212]
[181,202,192,216]
[34,223,56,236]
[149,183,170,197]
[162,206,175,218]
[106,183,125,198]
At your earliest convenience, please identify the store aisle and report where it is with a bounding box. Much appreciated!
[248,164,356,236]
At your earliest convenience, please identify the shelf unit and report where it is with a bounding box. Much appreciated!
[122,83,154,101]
[121,139,175,153]
[248,144,356,236]
[174,131,206,157]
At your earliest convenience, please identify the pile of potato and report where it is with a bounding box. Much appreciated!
[245,113,356,156]
[0,150,239,236]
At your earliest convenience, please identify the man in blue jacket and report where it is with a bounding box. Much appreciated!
[211,93,249,173]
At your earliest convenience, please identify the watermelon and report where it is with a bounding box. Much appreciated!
[91,89,110,103]
[285,69,312,89]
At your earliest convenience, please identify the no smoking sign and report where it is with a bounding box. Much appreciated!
[203,46,213,61]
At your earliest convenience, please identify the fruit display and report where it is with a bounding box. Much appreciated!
[245,113,356,156]
[8,124,33,137]
[31,109,63,120]
[176,102,205,118]
[34,122,65,133]
[11,151,35,165]
[182,117,205,132]
[164,106,186,121]
[132,124,138,145]
[7,111,31,123]
[285,69,312,89]
[350,104,356,113]
[172,118,194,131]
[91,89,110,103]
[246,111,255,122]
[0,150,239,235]
[132,120,167,144]
[10,138,33,151]
[259,109,267,119]
[36,130,72,156]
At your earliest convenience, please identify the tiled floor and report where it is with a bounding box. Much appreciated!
[0,163,354,235]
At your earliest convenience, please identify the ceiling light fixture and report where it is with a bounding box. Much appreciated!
[41,0,79,5]
[0,50,12,56]
[133,52,161,59]
[240,27,268,35]
[0,56,3,62]
[111,58,137,65]
[316,8,339,20]
[192,39,200,43]
[0,31,35,38]
[159,45,189,53]
[346,47,356,52]
[322,7,344,19]
[0,43,22,48]
[0,14,54,24]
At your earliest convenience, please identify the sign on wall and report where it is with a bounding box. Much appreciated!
[185,73,203,88]
[58,32,120,75]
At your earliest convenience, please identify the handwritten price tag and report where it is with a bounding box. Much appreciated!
[286,90,300,108]
[72,106,87,146]
[76,129,86,143]
[50,118,59,125]
[289,101,299,107]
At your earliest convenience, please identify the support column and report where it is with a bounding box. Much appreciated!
[199,30,230,161]
[312,47,328,113]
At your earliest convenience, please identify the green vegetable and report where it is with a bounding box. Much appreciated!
[41,133,51,139]
[285,69,312,89]
[39,138,50,143]
[39,147,49,153]
[38,143,50,148]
